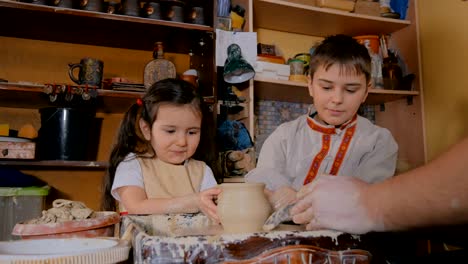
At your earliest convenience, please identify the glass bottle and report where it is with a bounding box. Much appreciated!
[143,41,176,89]
[382,51,403,90]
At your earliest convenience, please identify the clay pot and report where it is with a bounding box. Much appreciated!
[217,183,271,233]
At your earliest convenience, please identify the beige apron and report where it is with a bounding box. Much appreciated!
[119,157,205,213]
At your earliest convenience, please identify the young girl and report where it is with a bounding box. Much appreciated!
[102,78,220,222]
[246,35,398,210]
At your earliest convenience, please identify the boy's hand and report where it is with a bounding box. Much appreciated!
[266,186,297,211]
[197,187,222,224]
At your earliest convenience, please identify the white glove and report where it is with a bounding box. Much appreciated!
[290,175,383,234]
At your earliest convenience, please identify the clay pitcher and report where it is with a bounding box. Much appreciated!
[217,183,271,233]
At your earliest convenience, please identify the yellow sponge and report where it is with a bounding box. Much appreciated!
[18,124,38,139]
[0,124,9,136]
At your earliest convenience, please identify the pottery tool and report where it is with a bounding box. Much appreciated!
[121,223,135,243]
[262,203,296,231]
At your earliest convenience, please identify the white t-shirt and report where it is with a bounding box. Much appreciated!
[111,154,217,201]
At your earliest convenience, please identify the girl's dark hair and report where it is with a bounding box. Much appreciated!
[101,78,217,211]
[309,34,372,85]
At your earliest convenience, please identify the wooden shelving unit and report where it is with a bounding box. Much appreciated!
[245,0,427,169]
[254,77,419,105]
[0,1,217,208]
[251,0,417,105]
[0,0,213,53]
[253,0,410,36]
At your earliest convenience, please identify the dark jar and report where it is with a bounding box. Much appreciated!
[382,52,403,90]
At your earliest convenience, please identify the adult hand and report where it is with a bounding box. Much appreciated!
[266,186,297,211]
[290,175,382,234]
[197,187,222,224]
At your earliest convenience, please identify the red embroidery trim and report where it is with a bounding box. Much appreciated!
[303,115,358,185]
[307,117,335,135]
[306,115,358,134]
[303,134,331,185]
[329,125,356,175]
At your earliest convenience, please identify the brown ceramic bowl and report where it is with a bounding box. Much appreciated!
[12,211,120,239]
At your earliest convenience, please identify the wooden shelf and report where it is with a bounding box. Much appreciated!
[0,83,216,113]
[0,160,108,169]
[365,89,419,105]
[253,0,410,36]
[0,1,214,53]
[254,77,419,105]
[0,83,142,113]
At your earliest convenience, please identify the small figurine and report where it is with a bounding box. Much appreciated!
[379,0,400,18]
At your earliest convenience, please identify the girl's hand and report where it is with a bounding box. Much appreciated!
[290,175,380,234]
[197,187,222,223]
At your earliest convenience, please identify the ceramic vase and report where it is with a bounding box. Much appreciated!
[217,183,271,233]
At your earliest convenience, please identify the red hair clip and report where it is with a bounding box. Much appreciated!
[136,98,143,106]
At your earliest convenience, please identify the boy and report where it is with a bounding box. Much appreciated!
[245,34,398,210]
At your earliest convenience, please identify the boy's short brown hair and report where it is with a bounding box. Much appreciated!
[309,34,372,85]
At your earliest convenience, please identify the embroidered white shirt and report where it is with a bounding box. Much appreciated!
[245,113,398,191]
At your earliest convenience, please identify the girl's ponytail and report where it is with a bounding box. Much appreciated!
[101,102,150,211]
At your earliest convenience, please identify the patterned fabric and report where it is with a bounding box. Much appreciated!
[217,119,254,151]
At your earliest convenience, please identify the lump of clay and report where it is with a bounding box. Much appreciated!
[26,199,94,224]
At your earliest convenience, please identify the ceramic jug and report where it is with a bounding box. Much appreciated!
[68,57,104,87]
[217,183,271,233]
[79,0,103,12]
[143,1,161,19]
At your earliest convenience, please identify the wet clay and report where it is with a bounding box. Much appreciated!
[217,183,272,233]
[173,223,305,237]
[26,199,93,224]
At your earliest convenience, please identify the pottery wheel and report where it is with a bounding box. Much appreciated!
[172,223,305,237]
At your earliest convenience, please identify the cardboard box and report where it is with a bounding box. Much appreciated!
[354,0,380,17]
[254,61,291,77]
[254,61,291,78]
[0,142,35,159]
[316,0,356,12]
